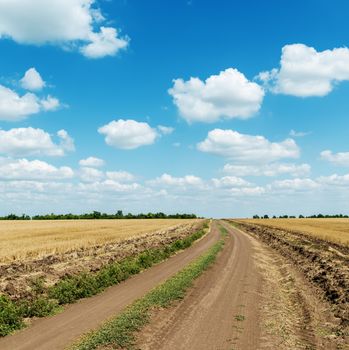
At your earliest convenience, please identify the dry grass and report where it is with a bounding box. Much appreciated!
[242,218,349,245]
[0,219,198,263]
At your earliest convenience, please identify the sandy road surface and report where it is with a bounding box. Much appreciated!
[0,223,220,350]
[137,221,340,350]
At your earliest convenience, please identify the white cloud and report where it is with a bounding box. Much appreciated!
[79,167,104,182]
[0,127,74,157]
[258,44,349,97]
[0,84,60,121]
[230,186,266,196]
[212,176,252,188]
[197,129,299,163]
[223,163,311,177]
[106,171,135,182]
[98,119,158,150]
[20,68,46,91]
[169,68,264,123]
[80,27,128,59]
[270,178,319,191]
[289,129,311,137]
[320,150,349,167]
[79,156,105,168]
[157,125,174,135]
[0,85,40,121]
[149,173,203,187]
[40,95,60,111]
[0,158,73,180]
[317,173,349,186]
[0,0,128,58]
[78,179,141,193]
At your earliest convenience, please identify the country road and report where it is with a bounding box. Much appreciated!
[0,223,220,350]
[136,221,340,350]
[0,220,341,350]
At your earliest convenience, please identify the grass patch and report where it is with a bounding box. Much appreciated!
[70,238,225,350]
[0,222,208,337]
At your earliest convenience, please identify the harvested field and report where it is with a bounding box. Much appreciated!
[0,219,204,300]
[0,219,198,262]
[242,218,349,246]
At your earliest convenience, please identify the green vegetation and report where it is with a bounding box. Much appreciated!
[252,214,349,219]
[0,222,208,337]
[0,211,197,220]
[70,238,224,350]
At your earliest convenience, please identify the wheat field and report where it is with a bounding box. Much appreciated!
[0,219,198,262]
[243,218,349,245]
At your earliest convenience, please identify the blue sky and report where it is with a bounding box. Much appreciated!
[0,0,349,217]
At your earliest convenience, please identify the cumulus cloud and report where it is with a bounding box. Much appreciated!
[98,119,158,150]
[223,163,311,177]
[20,68,46,91]
[0,0,128,58]
[79,167,104,182]
[0,127,74,157]
[106,171,135,182]
[320,150,349,167]
[149,173,203,187]
[169,68,264,123]
[212,176,252,188]
[0,158,73,180]
[270,178,319,191]
[317,173,349,186]
[0,81,60,121]
[257,44,349,97]
[40,95,60,111]
[197,129,299,163]
[79,156,105,168]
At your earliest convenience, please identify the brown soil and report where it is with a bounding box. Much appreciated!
[0,221,203,300]
[234,219,349,342]
[0,221,219,350]
[135,221,345,350]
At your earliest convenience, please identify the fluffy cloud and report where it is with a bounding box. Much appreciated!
[0,158,73,180]
[212,176,252,188]
[0,85,40,121]
[0,127,74,157]
[20,68,46,91]
[40,95,60,111]
[0,71,60,121]
[79,156,105,168]
[270,178,319,191]
[98,119,158,150]
[320,150,349,167]
[197,129,299,163]
[106,171,135,182]
[0,0,128,58]
[223,163,310,177]
[317,173,349,186]
[169,68,264,123]
[289,129,311,137]
[79,167,104,182]
[149,173,203,187]
[258,44,349,97]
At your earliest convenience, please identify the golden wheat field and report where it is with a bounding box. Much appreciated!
[243,218,349,245]
[0,219,198,262]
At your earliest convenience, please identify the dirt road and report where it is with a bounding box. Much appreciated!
[0,223,220,350]
[136,221,341,350]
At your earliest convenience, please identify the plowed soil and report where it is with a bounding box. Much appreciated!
[135,221,346,349]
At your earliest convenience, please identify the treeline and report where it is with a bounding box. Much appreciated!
[252,214,349,219]
[0,211,197,220]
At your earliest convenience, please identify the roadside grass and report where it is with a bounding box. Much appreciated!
[70,238,225,350]
[0,222,209,337]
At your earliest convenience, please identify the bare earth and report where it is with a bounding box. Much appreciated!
[0,220,345,350]
[0,222,219,350]
[136,221,343,350]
